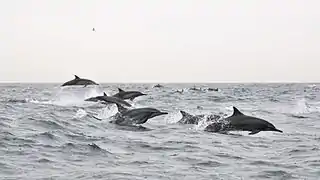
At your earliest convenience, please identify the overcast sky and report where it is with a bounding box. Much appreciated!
[1,0,319,83]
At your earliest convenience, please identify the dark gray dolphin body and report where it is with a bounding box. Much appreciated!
[112,88,147,101]
[61,75,99,87]
[110,104,168,125]
[207,88,219,92]
[153,84,164,88]
[205,107,283,135]
[85,92,132,107]
[178,110,221,124]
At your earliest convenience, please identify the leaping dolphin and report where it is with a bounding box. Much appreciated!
[85,92,132,107]
[205,106,283,135]
[61,75,99,87]
[110,104,168,125]
[112,88,147,101]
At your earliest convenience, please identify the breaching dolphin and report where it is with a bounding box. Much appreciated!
[205,106,283,135]
[85,92,132,107]
[178,110,222,124]
[112,88,147,101]
[61,75,99,87]
[110,104,168,125]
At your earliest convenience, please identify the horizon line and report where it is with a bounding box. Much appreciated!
[0,81,319,84]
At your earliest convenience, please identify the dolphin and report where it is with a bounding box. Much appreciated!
[85,92,132,107]
[61,75,99,87]
[207,88,219,92]
[153,84,164,88]
[110,104,168,125]
[189,85,203,92]
[178,110,221,124]
[205,106,283,135]
[112,88,147,101]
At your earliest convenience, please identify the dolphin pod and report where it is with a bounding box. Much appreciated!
[61,75,284,135]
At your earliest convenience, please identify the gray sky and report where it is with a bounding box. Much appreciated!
[1,0,320,83]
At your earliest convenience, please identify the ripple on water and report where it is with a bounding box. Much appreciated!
[251,170,299,180]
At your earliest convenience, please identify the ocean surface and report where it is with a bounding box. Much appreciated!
[1,83,320,180]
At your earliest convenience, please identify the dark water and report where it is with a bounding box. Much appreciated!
[1,83,320,180]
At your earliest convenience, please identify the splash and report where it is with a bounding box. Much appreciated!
[292,98,311,114]
[164,111,182,124]
[74,109,88,118]
[30,86,105,107]
[194,114,213,131]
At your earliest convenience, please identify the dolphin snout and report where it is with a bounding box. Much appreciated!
[274,128,283,133]
[159,112,168,115]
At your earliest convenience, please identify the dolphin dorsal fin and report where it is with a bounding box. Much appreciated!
[74,75,80,79]
[103,92,108,96]
[118,88,125,92]
[232,106,244,116]
[180,110,192,117]
[116,104,128,113]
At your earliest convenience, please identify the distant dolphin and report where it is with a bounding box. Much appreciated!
[153,84,164,88]
[61,75,99,87]
[172,89,184,94]
[85,92,132,107]
[112,88,147,101]
[205,107,283,135]
[189,85,203,92]
[178,110,221,124]
[207,88,219,92]
[110,104,168,125]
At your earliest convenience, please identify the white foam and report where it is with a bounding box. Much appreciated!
[30,86,106,107]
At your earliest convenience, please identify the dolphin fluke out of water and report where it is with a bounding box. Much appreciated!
[111,104,168,125]
[112,88,147,101]
[205,106,283,135]
[61,75,99,87]
[85,92,132,107]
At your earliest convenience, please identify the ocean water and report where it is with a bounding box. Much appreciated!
[1,83,320,180]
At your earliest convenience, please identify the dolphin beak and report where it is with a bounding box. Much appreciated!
[142,93,147,96]
[155,112,168,116]
[274,128,283,133]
